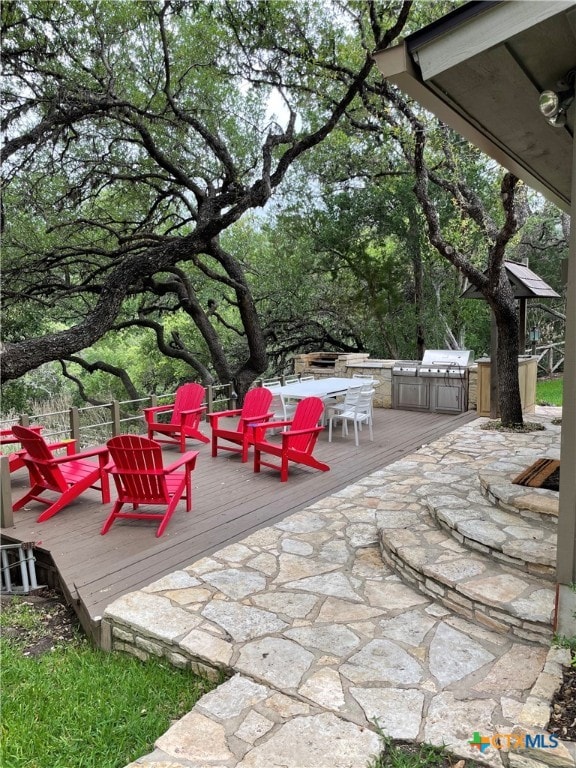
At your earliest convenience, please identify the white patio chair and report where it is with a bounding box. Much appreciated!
[281,375,312,420]
[281,392,298,421]
[352,373,375,382]
[327,386,375,446]
[262,380,284,427]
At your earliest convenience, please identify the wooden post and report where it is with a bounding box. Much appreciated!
[0,456,13,528]
[69,407,80,444]
[228,383,237,410]
[206,385,214,417]
[111,401,121,437]
[555,133,576,633]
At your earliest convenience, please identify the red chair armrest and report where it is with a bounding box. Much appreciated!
[179,406,206,422]
[164,450,199,473]
[250,419,288,441]
[208,408,242,426]
[281,426,323,441]
[45,439,78,454]
[51,445,108,464]
[143,404,173,423]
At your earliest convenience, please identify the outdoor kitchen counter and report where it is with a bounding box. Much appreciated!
[476,356,538,417]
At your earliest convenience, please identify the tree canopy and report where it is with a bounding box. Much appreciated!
[1,0,568,426]
[1,0,412,395]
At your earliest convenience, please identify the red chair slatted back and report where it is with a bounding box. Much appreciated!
[170,382,205,425]
[106,434,168,503]
[285,397,324,452]
[11,425,68,492]
[239,387,274,428]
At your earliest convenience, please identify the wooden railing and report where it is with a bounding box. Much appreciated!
[526,341,565,377]
[0,383,236,527]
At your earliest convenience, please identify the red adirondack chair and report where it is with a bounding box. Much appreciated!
[143,382,209,452]
[252,396,330,482]
[101,434,199,537]
[1,425,45,473]
[209,387,274,462]
[11,425,110,522]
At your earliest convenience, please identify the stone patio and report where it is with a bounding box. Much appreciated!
[101,408,575,768]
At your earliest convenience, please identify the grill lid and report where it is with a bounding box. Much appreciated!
[421,349,474,367]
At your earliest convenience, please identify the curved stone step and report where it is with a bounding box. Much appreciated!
[425,493,557,581]
[478,468,559,524]
[377,506,554,644]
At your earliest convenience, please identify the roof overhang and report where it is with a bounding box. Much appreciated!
[461,260,561,299]
[374,0,576,213]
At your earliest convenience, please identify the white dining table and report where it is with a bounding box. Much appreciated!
[266,377,373,401]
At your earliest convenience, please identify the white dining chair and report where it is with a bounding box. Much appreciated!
[327,386,374,446]
[352,373,375,387]
[281,375,311,420]
[262,380,284,427]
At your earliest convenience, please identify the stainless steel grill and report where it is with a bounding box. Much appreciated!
[392,350,474,413]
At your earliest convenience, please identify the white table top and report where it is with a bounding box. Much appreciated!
[266,377,373,400]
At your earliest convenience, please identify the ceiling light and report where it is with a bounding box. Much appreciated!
[539,68,575,128]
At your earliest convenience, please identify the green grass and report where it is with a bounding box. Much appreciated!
[1,600,215,768]
[367,735,472,767]
[536,377,563,406]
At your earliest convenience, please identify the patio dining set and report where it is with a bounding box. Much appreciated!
[3,375,377,538]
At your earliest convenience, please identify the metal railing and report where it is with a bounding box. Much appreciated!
[1,383,235,447]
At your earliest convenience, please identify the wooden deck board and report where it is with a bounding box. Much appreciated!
[1,408,477,643]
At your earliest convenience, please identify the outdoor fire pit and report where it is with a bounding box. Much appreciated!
[513,459,561,492]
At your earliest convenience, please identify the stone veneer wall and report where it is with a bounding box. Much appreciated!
[293,353,478,410]
[100,616,225,683]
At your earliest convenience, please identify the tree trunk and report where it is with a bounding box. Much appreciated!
[408,209,426,359]
[493,300,524,426]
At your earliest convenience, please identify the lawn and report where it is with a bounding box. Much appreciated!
[536,377,563,406]
[0,593,215,768]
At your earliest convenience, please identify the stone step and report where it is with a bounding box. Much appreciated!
[478,468,559,524]
[424,492,557,581]
[377,506,555,644]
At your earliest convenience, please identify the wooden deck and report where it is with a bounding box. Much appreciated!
[1,408,478,645]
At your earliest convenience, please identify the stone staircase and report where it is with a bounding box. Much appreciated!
[377,449,559,645]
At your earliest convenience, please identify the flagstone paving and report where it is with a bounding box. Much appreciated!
[102,409,575,768]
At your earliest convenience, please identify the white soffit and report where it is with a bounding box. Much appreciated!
[373,2,576,212]
[414,1,574,80]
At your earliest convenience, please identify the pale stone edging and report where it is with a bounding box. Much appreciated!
[427,500,556,581]
[378,530,553,645]
[478,472,559,524]
[509,646,575,768]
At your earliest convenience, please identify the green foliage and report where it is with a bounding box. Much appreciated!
[552,583,576,668]
[536,378,563,406]
[367,734,471,768]
[0,364,68,413]
[2,0,568,402]
[0,598,215,768]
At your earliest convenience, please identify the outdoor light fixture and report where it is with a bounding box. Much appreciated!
[539,68,576,127]
[529,326,540,355]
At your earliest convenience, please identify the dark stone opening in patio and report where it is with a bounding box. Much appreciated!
[513,459,560,492]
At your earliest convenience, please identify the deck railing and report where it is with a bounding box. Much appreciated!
[0,383,236,527]
[531,342,565,377]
